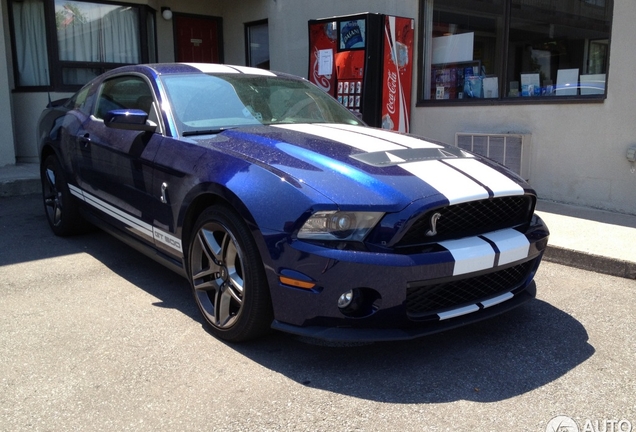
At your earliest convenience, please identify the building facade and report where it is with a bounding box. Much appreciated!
[1,0,635,214]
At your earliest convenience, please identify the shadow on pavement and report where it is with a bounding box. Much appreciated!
[232,299,593,404]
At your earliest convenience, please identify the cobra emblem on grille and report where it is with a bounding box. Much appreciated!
[425,212,442,237]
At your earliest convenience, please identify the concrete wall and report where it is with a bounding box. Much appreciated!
[0,0,15,166]
[218,0,416,76]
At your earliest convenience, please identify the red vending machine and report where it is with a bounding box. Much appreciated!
[308,13,414,133]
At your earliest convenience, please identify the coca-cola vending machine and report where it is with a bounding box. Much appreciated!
[308,13,414,132]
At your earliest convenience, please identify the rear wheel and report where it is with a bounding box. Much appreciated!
[188,205,273,342]
[41,154,86,236]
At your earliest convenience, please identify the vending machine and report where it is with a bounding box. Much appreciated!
[308,13,414,133]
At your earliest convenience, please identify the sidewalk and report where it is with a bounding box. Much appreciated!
[2,163,636,279]
[536,201,636,279]
[0,163,40,197]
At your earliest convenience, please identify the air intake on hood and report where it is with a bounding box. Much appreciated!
[350,146,470,167]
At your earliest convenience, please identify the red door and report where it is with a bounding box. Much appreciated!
[175,15,223,63]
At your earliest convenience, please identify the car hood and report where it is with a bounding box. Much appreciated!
[206,123,529,210]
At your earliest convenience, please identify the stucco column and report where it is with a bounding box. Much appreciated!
[0,4,17,167]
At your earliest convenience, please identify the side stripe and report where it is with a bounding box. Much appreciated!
[69,184,183,254]
[69,184,154,238]
[153,229,183,254]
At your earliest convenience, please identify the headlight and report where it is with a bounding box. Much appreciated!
[298,211,384,242]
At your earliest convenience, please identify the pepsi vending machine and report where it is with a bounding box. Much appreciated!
[308,13,414,132]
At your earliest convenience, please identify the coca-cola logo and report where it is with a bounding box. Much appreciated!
[312,48,331,92]
[386,70,397,115]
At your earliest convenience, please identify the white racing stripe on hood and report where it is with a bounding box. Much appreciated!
[444,158,525,197]
[273,124,404,152]
[273,123,524,204]
[321,124,443,149]
[400,160,489,204]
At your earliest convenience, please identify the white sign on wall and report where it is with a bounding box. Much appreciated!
[432,32,474,65]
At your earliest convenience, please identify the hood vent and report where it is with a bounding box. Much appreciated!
[350,146,471,167]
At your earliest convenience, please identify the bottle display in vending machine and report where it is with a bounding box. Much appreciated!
[335,50,364,114]
[308,13,414,133]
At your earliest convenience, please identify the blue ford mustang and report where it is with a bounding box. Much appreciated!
[37,63,549,342]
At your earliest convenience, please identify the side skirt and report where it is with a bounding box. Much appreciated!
[81,208,188,279]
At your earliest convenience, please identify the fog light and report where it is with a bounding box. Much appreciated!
[337,288,381,318]
[337,290,354,309]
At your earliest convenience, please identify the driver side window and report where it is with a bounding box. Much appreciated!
[95,76,159,125]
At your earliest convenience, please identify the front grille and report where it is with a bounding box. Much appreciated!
[406,260,535,318]
[397,196,534,247]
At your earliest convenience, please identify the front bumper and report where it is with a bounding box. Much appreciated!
[272,281,536,342]
[265,215,549,341]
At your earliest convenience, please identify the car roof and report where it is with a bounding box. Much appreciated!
[106,63,286,79]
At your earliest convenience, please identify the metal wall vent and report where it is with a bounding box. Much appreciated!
[455,133,532,180]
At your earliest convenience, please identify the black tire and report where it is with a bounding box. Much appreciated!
[188,205,273,342]
[41,154,86,236]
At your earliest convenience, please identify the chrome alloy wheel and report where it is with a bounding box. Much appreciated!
[190,221,246,330]
[188,205,273,341]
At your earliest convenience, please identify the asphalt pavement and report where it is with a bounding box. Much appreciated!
[2,162,635,279]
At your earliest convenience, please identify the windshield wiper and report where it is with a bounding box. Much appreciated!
[182,127,235,137]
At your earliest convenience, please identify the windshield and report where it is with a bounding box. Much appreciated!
[160,73,363,135]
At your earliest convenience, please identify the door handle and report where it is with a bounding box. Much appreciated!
[78,133,91,148]
[160,182,169,204]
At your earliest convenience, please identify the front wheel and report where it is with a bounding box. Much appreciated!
[188,205,273,342]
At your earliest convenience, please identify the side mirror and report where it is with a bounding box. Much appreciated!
[103,109,157,132]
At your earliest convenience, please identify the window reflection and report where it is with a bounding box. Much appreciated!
[421,0,613,102]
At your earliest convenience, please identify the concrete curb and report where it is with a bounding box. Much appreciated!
[543,246,636,280]
[0,178,40,198]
